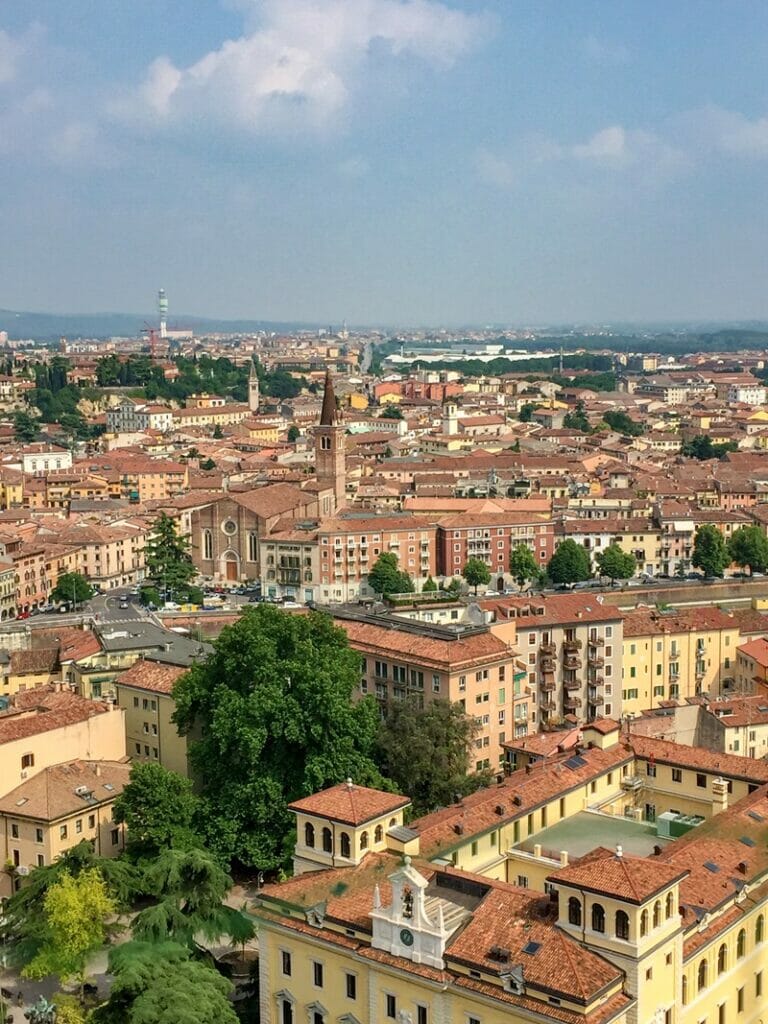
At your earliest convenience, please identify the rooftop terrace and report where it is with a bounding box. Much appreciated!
[518,810,667,860]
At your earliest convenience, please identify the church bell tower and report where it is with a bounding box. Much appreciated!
[248,362,259,413]
[315,370,346,511]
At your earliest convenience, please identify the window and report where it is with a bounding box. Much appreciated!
[418,1007,428,1024]
[717,944,727,975]
[340,833,351,859]
[305,822,315,848]
[471,841,478,856]
[386,995,396,1019]
[640,909,648,937]
[21,753,34,770]
[696,773,706,788]
[737,929,746,958]
[682,977,688,1005]
[757,972,763,998]
[698,959,708,992]
[672,768,682,783]
[11,823,18,839]
[615,910,629,940]
[647,762,656,777]
[360,831,369,850]
[568,896,582,926]
[738,987,744,1013]
[37,855,44,867]
[719,1006,725,1024]
[375,824,383,843]
[133,696,139,708]
[281,950,292,976]
[322,828,332,853]
[756,916,764,944]
[666,892,675,919]
[345,973,356,999]
[35,827,43,843]
[60,825,68,840]
[313,961,324,987]
[76,819,83,834]
[111,828,119,845]
[653,900,661,928]
[592,903,605,933]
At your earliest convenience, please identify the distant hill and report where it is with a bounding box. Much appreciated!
[0,308,322,341]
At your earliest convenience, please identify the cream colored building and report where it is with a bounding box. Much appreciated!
[115,658,191,777]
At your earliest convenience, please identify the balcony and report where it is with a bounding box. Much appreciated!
[539,680,556,692]
[588,692,604,706]
[563,638,582,652]
[539,656,556,672]
[564,656,582,671]
[621,775,643,791]
[540,700,556,713]
[588,655,604,668]
[540,642,556,656]
[588,636,605,648]
[589,675,605,687]
[564,678,580,691]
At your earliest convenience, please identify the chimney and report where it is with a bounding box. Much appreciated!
[738,861,748,875]
[712,776,729,816]
[616,845,623,858]
[346,777,354,790]
[95,764,101,777]
[559,850,569,866]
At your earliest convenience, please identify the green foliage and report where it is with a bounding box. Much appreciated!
[509,544,540,587]
[144,513,196,594]
[547,539,592,585]
[172,606,387,868]
[602,409,644,436]
[692,524,730,578]
[595,543,636,582]
[199,458,216,470]
[563,401,591,433]
[682,435,739,460]
[22,869,115,988]
[368,552,414,596]
[139,586,162,608]
[517,402,538,422]
[375,698,483,815]
[93,941,237,1024]
[422,575,437,593]
[287,424,300,442]
[380,404,404,419]
[442,576,461,596]
[52,994,89,1024]
[212,423,223,439]
[50,572,94,606]
[462,557,491,593]
[13,409,40,442]
[113,763,201,857]
[729,525,768,574]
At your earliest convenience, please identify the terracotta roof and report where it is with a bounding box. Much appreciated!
[622,607,737,637]
[337,618,511,669]
[288,781,410,826]
[737,637,768,668]
[481,594,622,628]
[0,759,130,821]
[548,846,688,905]
[9,647,59,675]
[0,688,113,745]
[116,659,187,694]
[629,735,768,783]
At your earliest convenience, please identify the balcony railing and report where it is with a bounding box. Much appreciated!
[564,657,582,671]
[540,656,556,672]
[563,638,583,651]
[540,643,556,656]
[540,680,556,692]
[564,696,582,709]
[564,678,580,691]
[588,636,605,648]
[588,655,604,668]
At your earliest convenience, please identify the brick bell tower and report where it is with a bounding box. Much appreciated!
[315,369,346,511]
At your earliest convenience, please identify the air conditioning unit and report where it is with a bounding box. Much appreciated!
[74,785,90,796]
[16,865,29,876]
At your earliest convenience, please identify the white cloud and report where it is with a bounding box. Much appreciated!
[0,29,22,85]
[122,0,486,136]
[688,105,768,158]
[475,148,515,187]
[581,34,630,66]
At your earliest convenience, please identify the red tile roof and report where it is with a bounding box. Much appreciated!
[116,659,187,694]
[288,781,411,826]
[548,846,688,904]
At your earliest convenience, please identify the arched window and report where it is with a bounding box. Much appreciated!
[666,891,675,919]
[202,529,212,559]
[615,910,629,940]
[717,944,727,975]
[248,531,258,562]
[737,929,746,958]
[389,818,397,826]
[653,900,661,928]
[640,910,648,937]
[682,977,688,1006]
[697,959,708,992]
[591,903,605,934]
[321,436,331,451]
[568,897,582,926]
[304,822,315,848]
[322,827,332,853]
[360,831,369,850]
[340,832,351,859]
[282,999,293,1024]
[757,916,765,944]
[374,824,383,843]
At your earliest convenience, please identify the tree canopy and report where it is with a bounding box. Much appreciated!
[50,572,94,607]
[113,762,201,857]
[172,606,386,867]
[13,409,39,443]
[367,552,414,596]
[595,543,636,583]
[509,544,540,588]
[462,557,491,594]
[729,525,768,575]
[547,539,591,585]
[602,409,644,436]
[682,435,739,460]
[144,513,196,596]
[692,524,730,578]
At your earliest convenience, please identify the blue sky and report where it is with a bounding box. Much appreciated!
[3,0,768,326]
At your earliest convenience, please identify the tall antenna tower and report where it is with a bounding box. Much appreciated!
[158,288,168,340]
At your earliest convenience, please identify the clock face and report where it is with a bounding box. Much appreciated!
[400,928,414,947]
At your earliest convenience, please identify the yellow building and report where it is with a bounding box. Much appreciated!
[0,646,60,697]
[115,658,191,777]
[621,607,740,717]
[0,759,129,897]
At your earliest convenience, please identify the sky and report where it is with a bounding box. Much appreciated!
[3,0,768,327]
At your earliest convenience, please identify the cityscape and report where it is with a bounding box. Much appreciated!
[5,3,768,1024]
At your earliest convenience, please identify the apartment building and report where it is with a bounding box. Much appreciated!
[734,637,768,693]
[335,610,523,771]
[621,608,740,717]
[481,594,625,729]
[115,658,191,777]
[436,512,555,587]
[49,521,148,589]
[106,398,174,434]
[0,760,128,897]
[557,516,661,575]
[260,525,320,604]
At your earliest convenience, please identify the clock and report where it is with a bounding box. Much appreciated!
[400,928,414,947]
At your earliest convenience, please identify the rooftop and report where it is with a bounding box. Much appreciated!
[520,810,665,860]
[288,780,411,827]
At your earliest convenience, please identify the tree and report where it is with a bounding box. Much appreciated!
[517,402,538,423]
[563,401,591,433]
[509,544,540,588]
[595,543,636,584]
[50,572,93,607]
[199,457,216,470]
[422,575,437,593]
[547,539,591,586]
[682,435,739,460]
[13,409,39,443]
[144,513,196,596]
[602,409,644,436]
[443,576,461,597]
[287,424,300,442]
[692,524,730,578]
[729,525,768,575]
[212,423,223,439]
[367,552,414,596]
[112,762,200,857]
[462,557,491,594]
[375,698,483,815]
[22,868,115,993]
[172,606,387,868]
[93,941,238,1024]
[380,404,404,419]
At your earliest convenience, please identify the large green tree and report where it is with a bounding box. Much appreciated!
[509,544,540,588]
[375,698,483,814]
[462,557,491,594]
[547,539,592,586]
[692,524,730,578]
[602,409,644,436]
[13,409,39,443]
[144,513,196,596]
[113,762,200,857]
[367,552,414,596]
[595,543,636,584]
[729,525,768,575]
[50,572,94,607]
[92,941,238,1024]
[172,606,386,867]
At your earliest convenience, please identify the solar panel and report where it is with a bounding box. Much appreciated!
[748,811,765,823]
[740,836,756,847]
[704,861,720,873]
[522,941,541,955]
[564,755,587,770]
